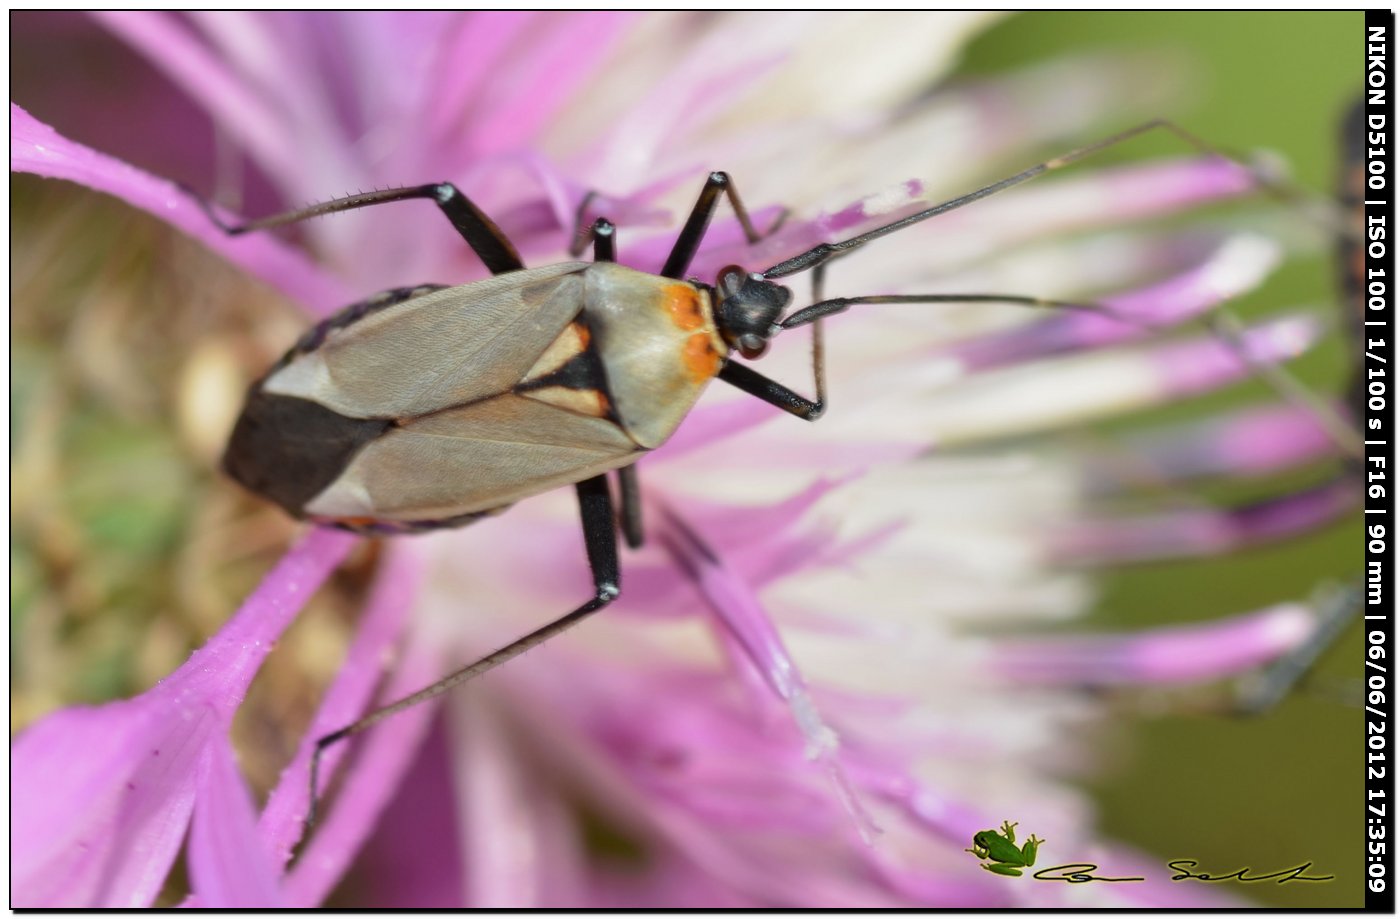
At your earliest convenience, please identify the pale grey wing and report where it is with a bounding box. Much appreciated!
[302,394,640,521]
[262,263,590,420]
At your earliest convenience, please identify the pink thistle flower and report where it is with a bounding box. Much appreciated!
[12,12,1353,908]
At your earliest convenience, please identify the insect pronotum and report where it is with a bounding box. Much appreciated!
[194,117,1338,827]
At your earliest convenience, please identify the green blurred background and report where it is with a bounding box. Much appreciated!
[958,11,1363,908]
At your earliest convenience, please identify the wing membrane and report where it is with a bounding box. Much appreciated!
[304,394,639,520]
[264,264,588,419]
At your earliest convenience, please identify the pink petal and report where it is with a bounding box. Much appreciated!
[1054,477,1357,564]
[11,103,349,315]
[1154,313,1322,396]
[448,694,585,907]
[1084,402,1344,491]
[257,542,423,865]
[994,603,1316,686]
[904,314,1325,449]
[282,632,442,906]
[11,527,356,907]
[188,740,284,907]
[423,13,538,149]
[337,724,465,907]
[463,13,635,159]
[651,502,877,843]
[946,235,1279,371]
[931,158,1257,254]
[92,12,314,195]
[176,527,360,697]
[11,698,214,907]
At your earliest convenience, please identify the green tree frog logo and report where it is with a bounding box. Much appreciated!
[966,821,1044,877]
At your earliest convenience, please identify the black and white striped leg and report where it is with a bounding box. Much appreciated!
[184,182,525,275]
[305,474,620,828]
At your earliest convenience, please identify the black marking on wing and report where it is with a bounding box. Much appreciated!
[516,347,606,393]
[223,391,391,516]
[514,315,622,425]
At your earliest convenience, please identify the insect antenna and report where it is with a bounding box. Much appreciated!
[759,111,1363,461]
[778,285,1363,462]
[762,117,1346,282]
[780,292,1128,330]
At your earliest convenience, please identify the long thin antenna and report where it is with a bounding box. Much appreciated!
[779,292,1126,330]
[761,118,1341,281]
[776,290,1363,462]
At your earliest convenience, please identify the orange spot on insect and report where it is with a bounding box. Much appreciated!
[664,284,705,331]
[682,333,721,382]
[571,320,591,349]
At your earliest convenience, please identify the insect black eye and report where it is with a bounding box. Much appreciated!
[738,334,768,359]
[717,266,747,300]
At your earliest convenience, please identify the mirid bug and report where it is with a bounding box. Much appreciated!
[194,118,1306,823]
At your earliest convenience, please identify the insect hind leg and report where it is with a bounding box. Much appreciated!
[304,474,620,829]
[181,181,526,276]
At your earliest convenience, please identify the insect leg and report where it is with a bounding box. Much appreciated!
[583,215,642,551]
[719,362,824,421]
[662,171,772,279]
[588,217,617,263]
[615,464,645,549]
[566,191,611,258]
[568,190,600,256]
[186,182,525,275]
[777,288,1364,461]
[720,259,831,420]
[587,212,649,538]
[1231,580,1363,715]
[305,475,620,827]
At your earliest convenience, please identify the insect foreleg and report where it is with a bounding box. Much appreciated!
[719,361,825,421]
[305,475,620,829]
[184,182,525,275]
